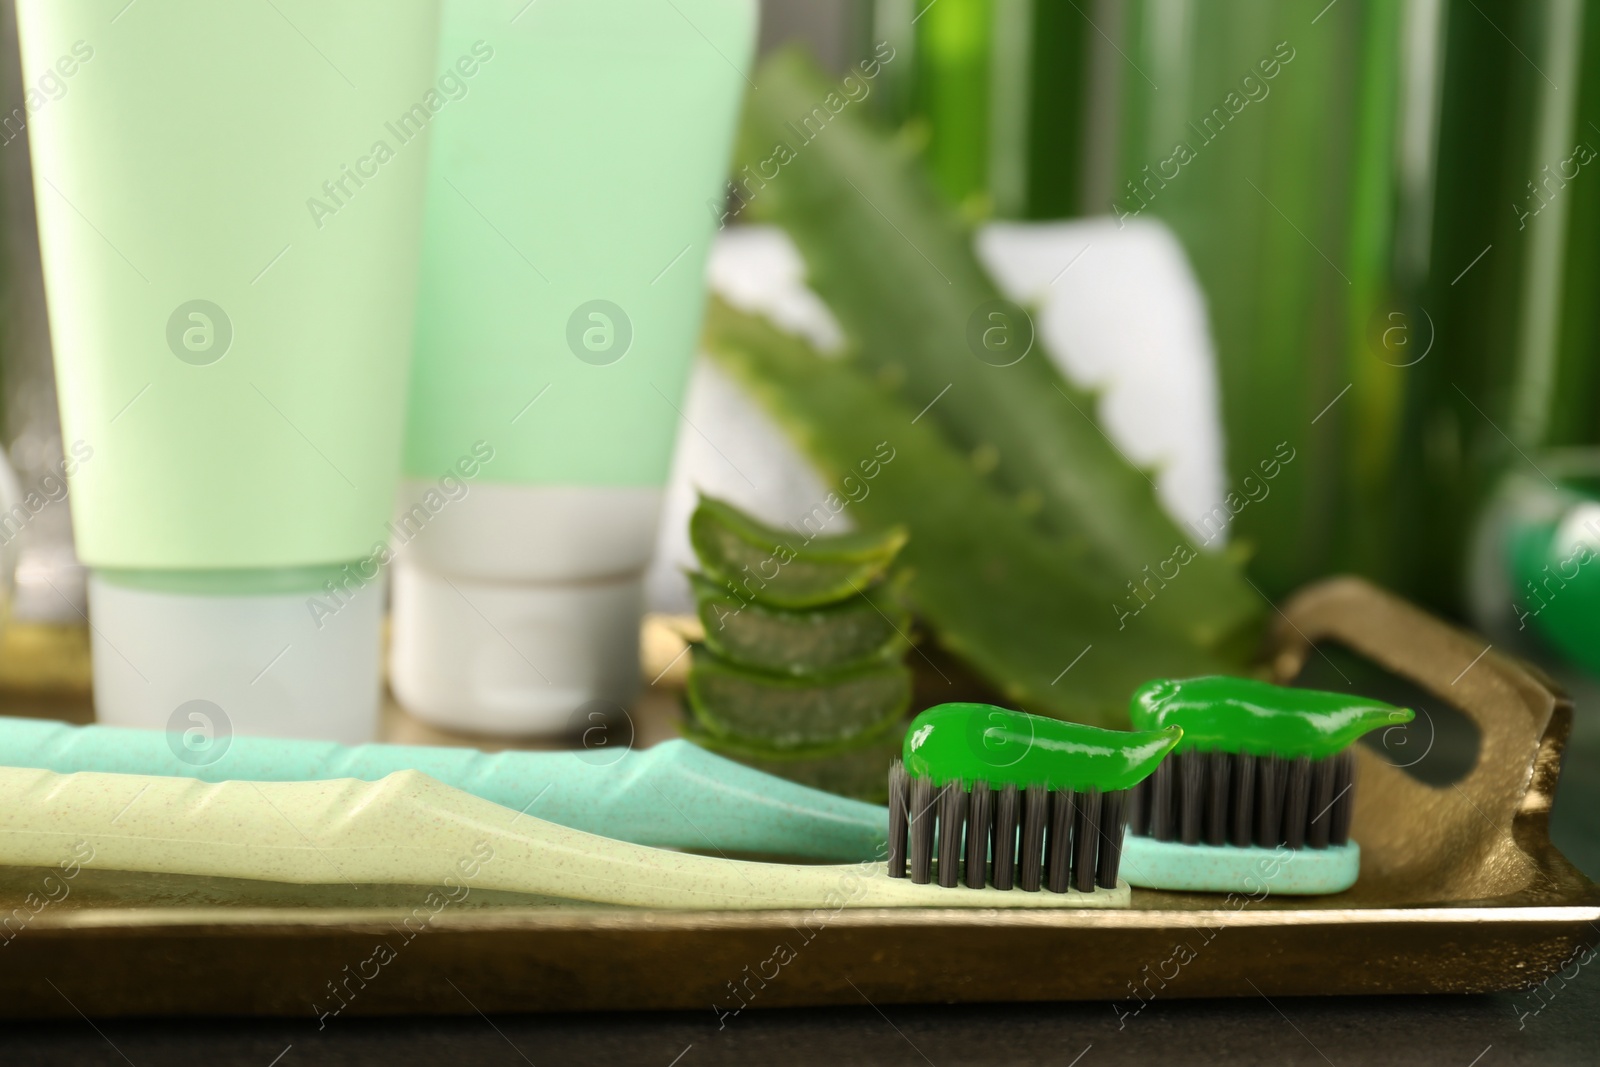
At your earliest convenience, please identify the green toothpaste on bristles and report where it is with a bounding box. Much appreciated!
[1118,676,1414,896]
[890,703,1179,893]
[1129,676,1414,757]
[902,703,1182,792]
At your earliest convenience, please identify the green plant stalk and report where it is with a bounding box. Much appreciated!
[1116,3,1349,601]
[1336,0,1407,588]
[1021,1,1091,219]
[734,49,1262,656]
[1544,3,1600,448]
[1505,0,1588,451]
[912,0,993,206]
[1400,0,1556,614]
[703,297,1249,726]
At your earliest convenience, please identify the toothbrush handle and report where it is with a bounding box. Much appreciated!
[0,717,886,861]
[0,765,1109,910]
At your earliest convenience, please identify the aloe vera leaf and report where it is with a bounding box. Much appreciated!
[690,571,909,676]
[687,646,912,750]
[702,297,1247,726]
[732,49,1261,655]
[690,495,908,609]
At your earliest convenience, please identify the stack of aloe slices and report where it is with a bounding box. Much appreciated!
[683,496,913,799]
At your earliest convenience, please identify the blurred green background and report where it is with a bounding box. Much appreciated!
[761,0,1600,629]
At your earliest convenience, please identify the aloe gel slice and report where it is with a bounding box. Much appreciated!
[687,647,912,750]
[690,496,909,609]
[691,572,908,675]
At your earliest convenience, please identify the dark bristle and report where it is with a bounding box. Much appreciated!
[885,768,1132,893]
[1044,790,1072,893]
[1283,756,1312,849]
[1127,747,1364,853]
[1018,784,1048,892]
[1230,752,1256,848]
[965,781,992,889]
[1255,754,1286,848]
[1330,751,1356,845]
[992,783,1020,890]
[1126,778,1148,836]
[887,760,908,878]
[936,783,966,888]
[1149,758,1174,841]
[1205,750,1231,846]
[1097,790,1127,888]
[908,775,934,884]
[1072,788,1103,893]
[1307,757,1335,849]
[1178,751,1205,845]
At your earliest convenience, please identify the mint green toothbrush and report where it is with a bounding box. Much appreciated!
[0,717,884,861]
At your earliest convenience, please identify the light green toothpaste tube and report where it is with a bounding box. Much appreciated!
[18,1,441,741]
[390,0,759,733]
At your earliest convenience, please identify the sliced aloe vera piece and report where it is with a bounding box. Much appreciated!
[732,50,1262,656]
[690,496,908,609]
[682,721,904,805]
[691,571,908,675]
[687,647,912,750]
[703,297,1243,726]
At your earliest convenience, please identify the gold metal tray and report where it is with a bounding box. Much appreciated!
[0,577,1595,1018]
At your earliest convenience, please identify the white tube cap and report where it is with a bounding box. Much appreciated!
[87,571,383,749]
[388,562,642,736]
[385,483,658,737]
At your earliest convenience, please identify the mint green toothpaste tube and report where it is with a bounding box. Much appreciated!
[0,716,887,861]
[18,1,441,742]
[391,0,758,735]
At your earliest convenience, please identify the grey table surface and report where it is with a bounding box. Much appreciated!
[4,663,1599,1066]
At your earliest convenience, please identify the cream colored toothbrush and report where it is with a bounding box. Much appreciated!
[0,766,1127,909]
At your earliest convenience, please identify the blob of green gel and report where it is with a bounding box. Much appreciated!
[1128,676,1414,758]
[901,703,1182,791]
